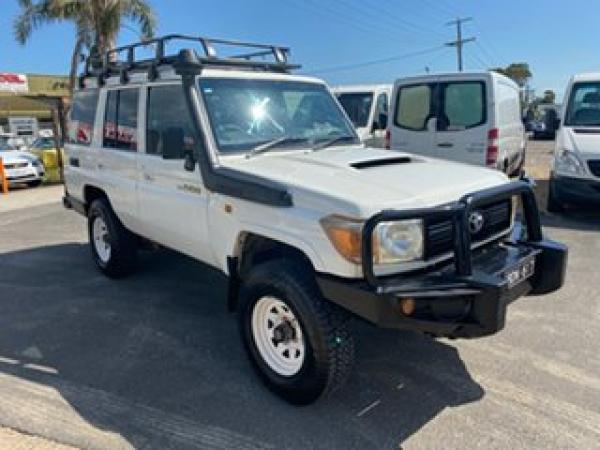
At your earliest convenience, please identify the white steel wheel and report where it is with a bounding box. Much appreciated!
[251,296,305,377]
[92,216,111,264]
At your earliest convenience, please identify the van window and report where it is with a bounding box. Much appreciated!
[146,84,196,158]
[439,82,485,131]
[565,82,600,127]
[103,88,139,151]
[68,90,99,146]
[394,84,432,131]
[336,92,373,128]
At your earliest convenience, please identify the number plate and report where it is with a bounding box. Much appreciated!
[505,257,535,288]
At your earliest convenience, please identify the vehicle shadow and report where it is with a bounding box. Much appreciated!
[0,243,484,449]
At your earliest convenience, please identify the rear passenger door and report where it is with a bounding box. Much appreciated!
[137,83,210,261]
[390,83,437,156]
[99,87,141,230]
[435,80,488,166]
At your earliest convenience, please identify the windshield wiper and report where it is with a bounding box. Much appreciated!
[312,135,357,151]
[246,137,307,158]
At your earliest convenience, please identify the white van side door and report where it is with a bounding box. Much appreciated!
[136,83,211,262]
[390,82,437,156]
[435,80,488,166]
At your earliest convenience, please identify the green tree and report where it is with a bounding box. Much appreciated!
[542,89,556,104]
[14,0,156,93]
[491,63,532,87]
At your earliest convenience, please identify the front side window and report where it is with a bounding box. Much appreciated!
[394,84,433,131]
[565,82,600,127]
[439,81,486,131]
[146,84,196,158]
[103,88,139,151]
[199,79,356,153]
[336,92,374,128]
[68,90,99,146]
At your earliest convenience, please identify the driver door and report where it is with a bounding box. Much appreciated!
[137,83,211,261]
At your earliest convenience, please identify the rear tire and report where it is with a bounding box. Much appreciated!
[547,181,565,213]
[88,198,137,278]
[239,259,354,405]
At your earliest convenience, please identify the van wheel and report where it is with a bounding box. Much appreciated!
[239,259,354,405]
[546,183,564,213]
[88,198,137,278]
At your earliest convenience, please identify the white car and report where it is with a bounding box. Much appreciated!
[548,73,600,212]
[388,72,526,175]
[0,142,45,187]
[63,35,567,405]
[332,84,392,148]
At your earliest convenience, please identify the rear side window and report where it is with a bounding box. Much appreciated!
[394,84,432,131]
[103,88,139,151]
[68,90,99,146]
[439,81,486,131]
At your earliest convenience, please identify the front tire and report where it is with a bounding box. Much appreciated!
[239,259,354,405]
[547,179,565,213]
[88,198,137,278]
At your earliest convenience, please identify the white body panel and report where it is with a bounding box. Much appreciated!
[389,72,525,173]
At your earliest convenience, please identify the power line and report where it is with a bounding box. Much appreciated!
[445,17,476,72]
[305,46,446,75]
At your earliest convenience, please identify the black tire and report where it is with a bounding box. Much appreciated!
[88,198,137,278]
[547,181,564,213]
[239,259,354,405]
[27,180,42,188]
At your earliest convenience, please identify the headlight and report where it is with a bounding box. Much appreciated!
[554,149,586,176]
[32,159,43,167]
[373,219,424,264]
[320,215,424,265]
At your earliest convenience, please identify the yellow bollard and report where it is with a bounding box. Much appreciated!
[0,158,8,194]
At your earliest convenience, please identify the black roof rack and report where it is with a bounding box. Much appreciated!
[80,34,300,87]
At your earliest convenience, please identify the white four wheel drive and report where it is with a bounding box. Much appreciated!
[63,35,567,405]
[332,84,392,148]
[388,72,526,175]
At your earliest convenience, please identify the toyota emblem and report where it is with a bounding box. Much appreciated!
[468,211,485,234]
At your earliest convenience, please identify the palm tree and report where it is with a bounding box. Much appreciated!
[14,0,157,93]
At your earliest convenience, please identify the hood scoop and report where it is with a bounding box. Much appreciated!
[350,156,413,169]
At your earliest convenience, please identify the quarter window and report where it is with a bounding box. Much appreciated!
[439,82,485,131]
[103,88,139,151]
[68,90,99,146]
[146,85,196,158]
[394,84,432,131]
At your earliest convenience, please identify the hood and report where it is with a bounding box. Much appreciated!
[0,150,38,164]
[563,127,600,157]
[222,146,508,216]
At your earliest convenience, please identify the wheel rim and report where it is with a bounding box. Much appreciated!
[251,296,305,377]
[92,216,111,263]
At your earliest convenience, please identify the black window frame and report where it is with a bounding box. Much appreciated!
[437,80,487,132]
[102,87,140,152]
[393,82,437,132]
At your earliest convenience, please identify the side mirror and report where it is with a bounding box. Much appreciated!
[373,113,388,131]
[162,127,185,160]
[554,117,561,130]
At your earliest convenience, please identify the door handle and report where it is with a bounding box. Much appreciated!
[97,163,104,170]
[437,142,454,148]
[143,173,154,182]
[69,157,80,167]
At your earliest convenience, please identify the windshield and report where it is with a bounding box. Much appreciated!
[336,92,374,128]
[565,82,600,127]
[199,79,356,153]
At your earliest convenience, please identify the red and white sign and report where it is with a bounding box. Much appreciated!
[0,73,28,93]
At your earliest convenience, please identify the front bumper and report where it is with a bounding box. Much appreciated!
[6,167,44,185]
[550,172,600,206]
[316,181,568,338]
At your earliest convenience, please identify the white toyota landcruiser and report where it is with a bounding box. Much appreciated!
[63,35,567,405]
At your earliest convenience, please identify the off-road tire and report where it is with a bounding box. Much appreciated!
[239,259,355,405]
[88,198,137,278]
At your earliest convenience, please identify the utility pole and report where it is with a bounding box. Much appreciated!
[445,17,476,72]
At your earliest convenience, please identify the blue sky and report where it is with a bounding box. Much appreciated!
[1,0,598,99]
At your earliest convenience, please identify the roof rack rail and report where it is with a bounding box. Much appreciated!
[80,34,300,86]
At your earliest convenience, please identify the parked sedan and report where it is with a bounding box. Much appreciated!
[0,143,45,187]
[28,137,64,183]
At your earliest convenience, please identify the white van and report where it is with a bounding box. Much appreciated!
[548,73,600,211]
[387,72,526,175]
[332,84,392,148]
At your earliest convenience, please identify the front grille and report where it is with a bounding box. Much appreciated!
[3,162,28,170]
[588,160,600,177]
[424,199,512,259]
